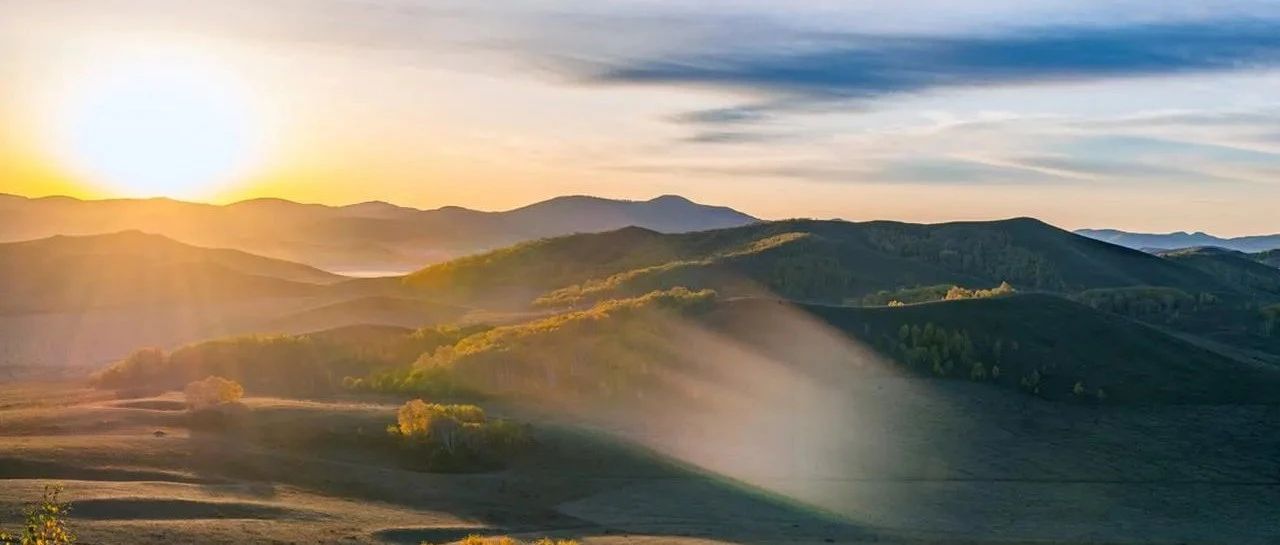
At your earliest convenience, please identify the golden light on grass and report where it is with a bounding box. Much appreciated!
[51,52,267,199]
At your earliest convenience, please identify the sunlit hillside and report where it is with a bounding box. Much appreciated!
[5,1,1280,544]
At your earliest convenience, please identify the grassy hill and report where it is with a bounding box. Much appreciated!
[788,294,1280,403]
[1155,247,1280,298]
[0,231,345,313]
[101,288,1280,405]
[405,218,1232,309]
[0,232,472,369]
[1253,249,1280,268]
[258,296,471,333]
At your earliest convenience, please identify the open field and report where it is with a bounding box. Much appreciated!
[0,381,1276,545]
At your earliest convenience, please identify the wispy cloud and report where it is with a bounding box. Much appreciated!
[579,20,1280,126]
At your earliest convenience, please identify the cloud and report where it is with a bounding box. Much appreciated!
[585,20,1280,123]
[613,156,1070,185]
[681,131,792,144]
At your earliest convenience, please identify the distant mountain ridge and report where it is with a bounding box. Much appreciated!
[403,217,1242,309]
[0,193,758,273]
[1076,228,1280,253]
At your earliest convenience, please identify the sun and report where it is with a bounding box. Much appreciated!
[55,56,263,199]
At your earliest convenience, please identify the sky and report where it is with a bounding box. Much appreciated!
[2,1,1280,235]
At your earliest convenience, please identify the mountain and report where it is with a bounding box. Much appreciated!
[1076,228,1280,253]
[0,193,758,273]
[404,217,1234,309]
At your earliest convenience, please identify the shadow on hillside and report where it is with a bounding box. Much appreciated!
[168,406,872,545]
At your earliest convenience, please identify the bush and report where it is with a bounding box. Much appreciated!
[183,376,244,410]
[390,399,532,472]
[0,484,76,545]
[431,537,578,545]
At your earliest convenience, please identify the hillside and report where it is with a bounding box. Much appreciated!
[1077,228,1280,253]
[1155,247,1280,298]
[1254,249,1280,268]
[405,218,1233,309]
[99,290,1280,404]
[787,294,1280,403]
[257,296,470,333]
[0,233,470,369]
[0,231,340,312]
[0,193,757,273]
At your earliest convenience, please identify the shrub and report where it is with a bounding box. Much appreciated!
[390,399,532,472]
[183,376,244,410]
[434,537,578,545]
[0,484,76,545]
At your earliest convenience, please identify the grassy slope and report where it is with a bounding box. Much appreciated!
[1253,249,1280,268]
[0,231,343,312]
[785,294,1280,403]
[391,291,1280,405]
[1157,247,1280,298]
[260,296,470,332]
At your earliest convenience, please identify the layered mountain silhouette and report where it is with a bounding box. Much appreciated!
[0,193,757,274]
[1076,228,1280,254]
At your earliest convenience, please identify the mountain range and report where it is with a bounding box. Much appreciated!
[6,194,1280,394]
[0,193,758,274]
[1076,228,1280,254]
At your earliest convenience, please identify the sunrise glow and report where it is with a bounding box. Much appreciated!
[51,55,265,199]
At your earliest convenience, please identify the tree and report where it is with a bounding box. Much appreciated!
[0,484,76,545]
[183,376,244,410]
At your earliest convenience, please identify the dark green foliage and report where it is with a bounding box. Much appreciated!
[1262,304,1280,337]
[1158,247,1280,297]
[1252,249,1280,268]
[1072,286,1215,323]
[785,294,1280,403]
[93,324,489,396]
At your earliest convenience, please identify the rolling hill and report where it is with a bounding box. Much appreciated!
[0,193,757,273]
[0,232,470,369]
[1077,228,1280,253]
[258,296,471,333]
[0,231,341,312]
[1154,247,1280,298]
[96,289,1280,404]
[1254,249,1280,268]
[405,217,1235,309]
